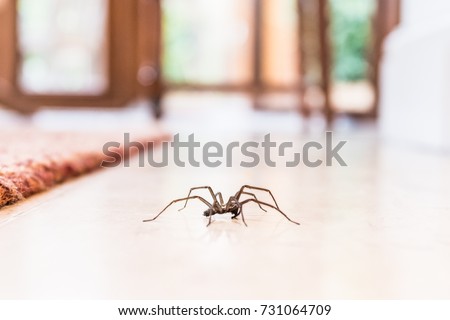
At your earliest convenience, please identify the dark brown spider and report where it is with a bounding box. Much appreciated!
[143,185,300,227]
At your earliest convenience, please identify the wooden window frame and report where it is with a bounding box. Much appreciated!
[299,0,401,123]
[161,0,302,96]
[0,0,157,112]
[1,0,400,119]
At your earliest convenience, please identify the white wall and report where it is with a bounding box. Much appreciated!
[401,0,450,26]
[379,0,450,150]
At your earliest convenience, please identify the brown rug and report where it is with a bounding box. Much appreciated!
[0,129,167,209]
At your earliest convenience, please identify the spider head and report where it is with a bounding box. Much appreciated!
[203,208,214,217]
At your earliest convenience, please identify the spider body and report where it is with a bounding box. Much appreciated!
[203,197,240,217]
[143,185,300,227]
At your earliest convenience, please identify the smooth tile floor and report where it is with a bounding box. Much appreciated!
[1,98,450,299]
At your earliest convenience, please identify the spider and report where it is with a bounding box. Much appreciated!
[143,185,300,227]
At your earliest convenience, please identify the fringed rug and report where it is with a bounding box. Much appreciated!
[0,129,166,209]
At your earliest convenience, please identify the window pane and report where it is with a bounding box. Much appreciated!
[329,0,376,113]
[162,0,253,85]
[17,0,109,95]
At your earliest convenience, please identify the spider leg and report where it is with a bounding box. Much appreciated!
[240,192,267,212]
[215,192,224,205]
[235,185,280,210]
[227,196,240,219]
[240,198,300,225]
[179,186,217,211]
[143,196,213,222]
[238,203,248,227]
[206,213,213,227]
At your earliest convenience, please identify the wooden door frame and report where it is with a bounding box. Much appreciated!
[370,0,401,118]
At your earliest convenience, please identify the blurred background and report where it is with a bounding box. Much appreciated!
[1,0,449,150]
[0,0,400,127]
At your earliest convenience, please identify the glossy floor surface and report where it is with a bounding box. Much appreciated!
[1,96,449,299]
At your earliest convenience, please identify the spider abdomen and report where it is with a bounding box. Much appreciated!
[203,208,215,217]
